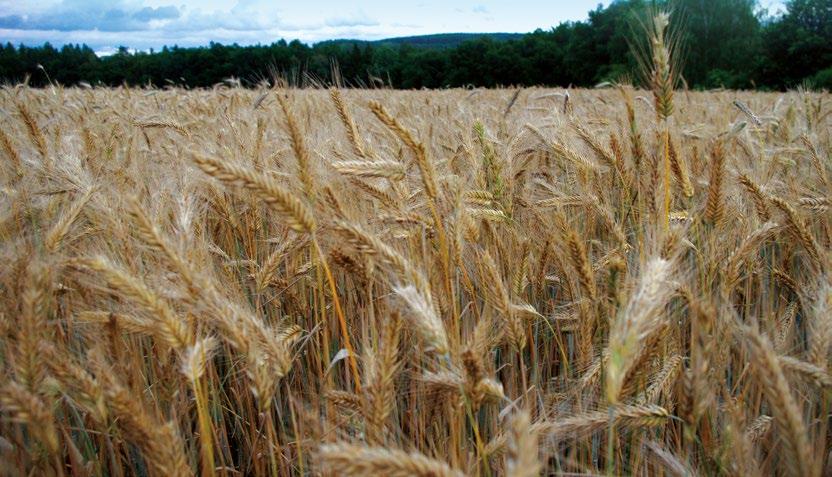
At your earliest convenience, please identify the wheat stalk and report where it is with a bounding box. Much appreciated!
[606,258,674,403]
[506,411,541,477]
[742,325,816,477]
[191,152,316,233]
[318,443,464,477]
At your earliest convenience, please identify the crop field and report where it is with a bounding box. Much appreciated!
[0,84,830,476]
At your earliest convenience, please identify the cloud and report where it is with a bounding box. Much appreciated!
[0,16,24,29]
[132,6,180,22]
[0,0,294,36]
[472,4,489,14]
[0,0,420,52]
[325,12,378,28]
[0,0,181,32]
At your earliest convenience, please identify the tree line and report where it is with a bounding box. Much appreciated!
[0,0,829,90]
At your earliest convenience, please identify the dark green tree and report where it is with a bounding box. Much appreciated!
[674,0,763,88]
[760,0,832,88]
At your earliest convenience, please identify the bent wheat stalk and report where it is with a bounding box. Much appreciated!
[191,151,361,391]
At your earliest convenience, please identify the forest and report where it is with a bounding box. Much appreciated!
[0,0,830,90]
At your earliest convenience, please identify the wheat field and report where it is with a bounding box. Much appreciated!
[0,83,830,476]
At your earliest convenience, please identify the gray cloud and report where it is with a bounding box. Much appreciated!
[0,16,24,29]
[132,6,180,22]
[0,0,180,32]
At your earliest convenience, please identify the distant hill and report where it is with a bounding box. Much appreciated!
[374,33,525,49]
[318,33,526,50]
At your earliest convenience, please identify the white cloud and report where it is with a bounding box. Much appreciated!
[0,0,394,49]
[325,11,379,28]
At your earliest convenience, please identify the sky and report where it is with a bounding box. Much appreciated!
[0,0,787,55]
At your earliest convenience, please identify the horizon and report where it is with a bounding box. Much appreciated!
[1,0,787,57]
